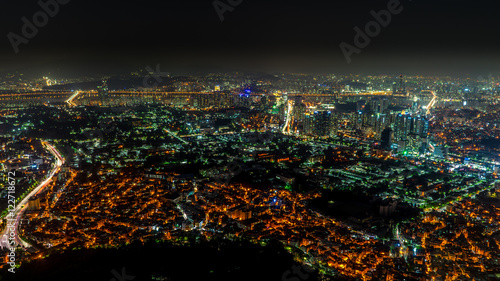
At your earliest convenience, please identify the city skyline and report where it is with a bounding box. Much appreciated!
[1,1,500,280]
[0,70,499,280]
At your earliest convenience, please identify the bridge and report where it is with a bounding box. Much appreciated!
[0,89,409,105]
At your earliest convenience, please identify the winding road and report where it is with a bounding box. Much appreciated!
[0,141,64,250]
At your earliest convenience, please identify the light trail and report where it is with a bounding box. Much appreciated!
[163,129,188,144]
[65,90,81,107]
[0,141,64,250]
[282,100,294,135]
[426,91,438,116]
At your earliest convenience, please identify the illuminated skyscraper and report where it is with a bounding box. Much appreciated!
[398,74,406,95]
[294,103,306,122]
[312,110,332,137]
[97,79,109,104]
[394,113,429,153]
[394,113,412,141]
[393,75,407,96]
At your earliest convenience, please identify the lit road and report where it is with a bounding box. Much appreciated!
[282,100,294,135]
[66,90,81,106]
[0,141,64,250]
[426,91,438,116]
[164,129,189,144]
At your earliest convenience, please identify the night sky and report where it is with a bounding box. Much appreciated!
[0,0,499,76]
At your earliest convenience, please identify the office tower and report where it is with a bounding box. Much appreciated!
[375,113,389,136]
[362,110,376,128]
[398,74,405,95]
[330,111,340,135]
[303,112,312,135]
[413,116,429,137]
[394,113,429,153]
[350,111,362,130]
[369,99,388,114]
[97,79,109,104]
[393,113,412,141]
[312,110,332,137]
[294,103,306,122]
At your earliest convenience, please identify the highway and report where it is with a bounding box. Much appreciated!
[164,129,189,144]
[426,90,438,116]
[66,90,81,107]
[0,89,409,105]
[0,141,64,250]
[282,100,295,135]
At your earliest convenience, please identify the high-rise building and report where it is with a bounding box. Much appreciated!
[294,103,306,122]
[393,113,429,153]
[97,79,109,104]
[393,113,412,141]
[330,111,340,135]
[393,75,406,96]
[370,98,389,113]
[304,112,313,135]
[374,113,389,136]
[312,110,332,137]
[350,112,362,130]
[413,116,429,137]
[398,74,406,95]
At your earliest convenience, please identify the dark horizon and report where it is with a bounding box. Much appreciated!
[1,0,499,77]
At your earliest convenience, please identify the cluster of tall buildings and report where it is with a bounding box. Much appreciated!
[304,110,334,137]
[393,113,429,152]
[279,91,431,154]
